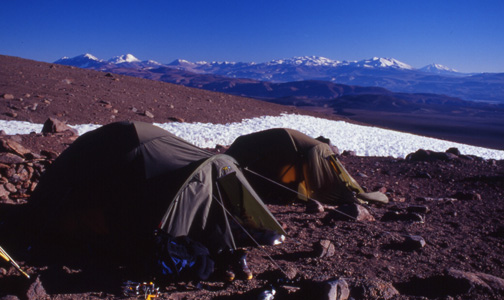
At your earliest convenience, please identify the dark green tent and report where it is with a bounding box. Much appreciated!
[226,128,388,205]
[20,121,285,265]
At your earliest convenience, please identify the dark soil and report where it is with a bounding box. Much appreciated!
[1,55,504,299]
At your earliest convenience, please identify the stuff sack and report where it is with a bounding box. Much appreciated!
[154,230,214,281]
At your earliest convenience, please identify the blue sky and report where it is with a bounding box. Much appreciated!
[1,0,503,73]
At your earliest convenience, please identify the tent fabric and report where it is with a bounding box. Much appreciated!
[160,154,285,253]
[19,121,284,265]
[226,128,366,204]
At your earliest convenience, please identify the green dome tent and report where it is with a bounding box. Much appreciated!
[226,128,388,205]
[18,121,285,267]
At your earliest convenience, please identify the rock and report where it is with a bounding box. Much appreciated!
[0,295,20,300]
[144,110,155,118]
[407,205,430,214]
[406,149,459,162]
[40,150,59,159]
[4,182,17,193]
[446,268,504,294]
[297,279,350,300]
[0,153,24,164]
[322,279,350,300]
[168,116,185,122]
[284,266,298,280]
[314,239,336,258]
[352,278,399,300]
[0,138,33,157]
[341,150,356,157]
[1,93,15,100]
[416,171,432,179]
[453,191,482,201]
[316,136,339,155]
[381,211,424,223]
[306,199,324,213]
[417,196,457,202]
[41,117,78,136]
[403,235,426,250]
[214,144,229,153]
[328,204,375,222]
[446,147,461,156]
[0,184,10,199]
[26,276,47,300]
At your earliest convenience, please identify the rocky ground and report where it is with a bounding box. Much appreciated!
[1,55,504,299]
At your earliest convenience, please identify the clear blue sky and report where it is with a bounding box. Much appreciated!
[1,0,503,73]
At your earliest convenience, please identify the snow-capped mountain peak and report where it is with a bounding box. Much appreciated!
[54,53,106,68]
[57,53,101,62]
[419,63,458,74]
[267,56,341,67]
[146,60,162,65]
[356,57,414,70]
[168,59,200,68]
[108,54,140,64]
[82,53,101,61]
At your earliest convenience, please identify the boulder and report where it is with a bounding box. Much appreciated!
[314,239,336,258]
[306,199,325,213]
[41,117,78,136]
[446,268,504,294]
[406,149,459,162]
[403,235,426,250]
[322,279,349,300]
[26,276,47,300]
[352,278,399,300]
[296,279,350,300]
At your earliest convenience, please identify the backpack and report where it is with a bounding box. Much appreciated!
[154,230,214,281]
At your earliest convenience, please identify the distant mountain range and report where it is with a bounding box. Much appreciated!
[50,54,504,150]
[55,54,504,104]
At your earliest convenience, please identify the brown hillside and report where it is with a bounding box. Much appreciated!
[0,55,346,126]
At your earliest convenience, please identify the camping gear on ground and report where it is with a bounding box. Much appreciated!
[13,121,285,278]
[154,229,214,281]
[213,248,253,281]
[226,128,388,205]
[122,281,160,299]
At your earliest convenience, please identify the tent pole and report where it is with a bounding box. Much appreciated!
[0,245,30,279]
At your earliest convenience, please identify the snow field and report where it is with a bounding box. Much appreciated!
[1,114,503,160]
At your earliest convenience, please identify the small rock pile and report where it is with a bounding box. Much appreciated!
[0,136,53,204]
[0,118,74,204]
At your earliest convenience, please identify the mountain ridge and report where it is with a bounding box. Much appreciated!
[55,53,504,103]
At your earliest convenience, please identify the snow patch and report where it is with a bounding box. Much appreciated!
[1,114,503,160]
